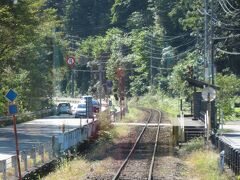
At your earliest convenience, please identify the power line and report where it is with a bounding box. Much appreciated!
[213,33,240,40]
[199,8,240,30]
[216,47,240,55]
[150,45,197,61]
[151,65,172,70]
[218,0,238,15]
[225,0,240,11]
[145,33,189,42]
[145,38,197,54]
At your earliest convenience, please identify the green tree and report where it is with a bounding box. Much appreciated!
[216,71,240,119]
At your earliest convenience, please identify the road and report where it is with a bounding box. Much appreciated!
[0,114,94,161]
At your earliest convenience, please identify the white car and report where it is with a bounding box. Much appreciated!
[75,103,87,118]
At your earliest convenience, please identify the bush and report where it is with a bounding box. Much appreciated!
[179,137,204,155]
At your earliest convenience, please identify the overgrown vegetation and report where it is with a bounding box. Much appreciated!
[180,138,234,179]
[45,111,131,179]
[129,91,179,117]
[1,0,240,119]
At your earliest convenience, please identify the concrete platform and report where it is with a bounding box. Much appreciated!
[172,116,205,127]
[112,122,172,127]
[219,133,240,149]
[219,120,240,148]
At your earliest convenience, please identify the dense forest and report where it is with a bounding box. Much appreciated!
[0,0,240,117]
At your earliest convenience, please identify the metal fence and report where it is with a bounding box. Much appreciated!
[214,135,240,175]
[0,108,55,126]
[0,121,98,180]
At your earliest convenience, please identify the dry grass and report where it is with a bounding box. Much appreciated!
[43,123,131,180]
[44,158,92,180]
[123,107,145,123]
[184,150,233,180]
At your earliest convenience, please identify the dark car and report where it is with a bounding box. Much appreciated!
[92,99,100,113]
[57,103,72,115]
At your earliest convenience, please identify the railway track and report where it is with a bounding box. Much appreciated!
[112,108,162,180]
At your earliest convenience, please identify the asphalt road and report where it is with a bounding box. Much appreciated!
[0,114,94,161]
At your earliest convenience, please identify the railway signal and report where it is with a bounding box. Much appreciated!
[116,68,125,120]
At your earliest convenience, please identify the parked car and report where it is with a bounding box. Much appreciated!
[92,99,100,113]
[57,103,72,115]
[75,103,87,118]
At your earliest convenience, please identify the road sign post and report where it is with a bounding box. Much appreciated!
[5,89,22,180]
[12,115,21,180]
[202,86,216,145]
[66,57,76,97]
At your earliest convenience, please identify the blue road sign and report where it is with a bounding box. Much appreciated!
[5,89,18,102]
[9,104,18,115]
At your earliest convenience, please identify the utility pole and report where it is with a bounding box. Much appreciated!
[150,34,153,89]
[99,60,103,110]
[204,0,209,82]
[210,0,217,132]
[210,0,214,85]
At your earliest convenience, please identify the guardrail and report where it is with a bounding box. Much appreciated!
[110,107,127,122]
[53,97,82,104]
[214,135,240,175]
[0,108,55,127]
[0,121,98,180]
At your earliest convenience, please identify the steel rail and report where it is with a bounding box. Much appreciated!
[112,109,153,180]
[148,110,162,180]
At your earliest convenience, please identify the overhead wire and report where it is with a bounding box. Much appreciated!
[225,0,240,11]
[144,38,196,55]
[218,0,237,15]
[213,33,240,40]
[150,45,197,62]
[216,47,240,55]
[145,33,189,42]
[151,65,172,70]
[199,8,240,30]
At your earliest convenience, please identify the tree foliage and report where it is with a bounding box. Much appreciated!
[1,0,240,117]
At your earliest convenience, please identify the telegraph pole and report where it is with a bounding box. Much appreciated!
[150,34,153,88]
[99,60,103,110]
[204,0,209,82]
[210,0,217,132]
[210,0,214,85]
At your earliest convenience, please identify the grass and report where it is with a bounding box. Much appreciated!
[180,138,234,180]
[44,110,131,180]
[44,158,92,180]
[128,91,179,117]
[123,106,145,123]
[185,150,232,180]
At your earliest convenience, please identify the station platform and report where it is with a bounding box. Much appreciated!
[219,133,240,149]
[172,115,205,127]
[219,120,240,149]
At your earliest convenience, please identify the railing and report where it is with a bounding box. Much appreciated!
[0,121,98,180]
[214,135,240,175]
[0,108,55,126]
[110,107,128,122]
[53,97,82,104]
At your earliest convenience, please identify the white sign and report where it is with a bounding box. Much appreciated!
[202,86,216,101]
[66,57,75,67]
